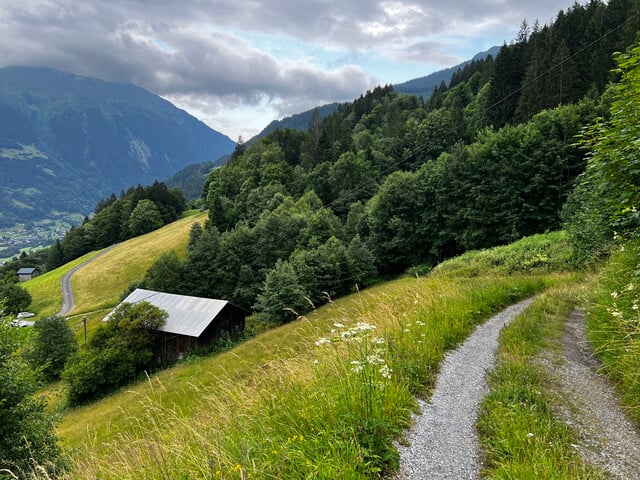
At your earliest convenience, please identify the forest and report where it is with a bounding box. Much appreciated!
[4,0,639,323]
[132,0,640,322]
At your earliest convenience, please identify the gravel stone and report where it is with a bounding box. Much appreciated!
[548,309,640,479]
[395,298,533,480]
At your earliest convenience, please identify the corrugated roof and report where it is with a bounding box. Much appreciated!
[103,288,229,338]
[17,267,37,274]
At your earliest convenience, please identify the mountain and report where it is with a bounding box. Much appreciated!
[248,102,341,144]
[0,67,235,230]
[168,47,503,201]
[394,46,501,97]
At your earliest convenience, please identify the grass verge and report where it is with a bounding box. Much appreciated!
[585,239,640,422]
[477,280,607,479]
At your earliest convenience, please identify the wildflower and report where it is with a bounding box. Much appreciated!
[315,337,331,347]
[625,283,636,291]
[611,291,619,299]
[527,433,535,438]
[633,302,639,311]
[350,361,364,373]
[354,322,376,332]
[367,354,384,365]
[333,322,345,328]
[379,364,392,379]
[373,337,386,345]
[611,309,624,319]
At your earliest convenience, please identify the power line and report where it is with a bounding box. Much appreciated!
[484,8,640,115]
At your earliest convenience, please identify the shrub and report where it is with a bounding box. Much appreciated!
[63,301,167,405]
[0,323,62,476]
[27,316,78,381]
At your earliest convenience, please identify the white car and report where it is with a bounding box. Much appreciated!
[10,319,28,327]
[16,311,35,319]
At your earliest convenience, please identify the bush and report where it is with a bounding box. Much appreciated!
[0,323,62,476]
[0,282,32,315]
[27,316,78,381]
[63,301,167,405]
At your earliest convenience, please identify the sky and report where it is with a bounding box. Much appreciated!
[0,1,578,140]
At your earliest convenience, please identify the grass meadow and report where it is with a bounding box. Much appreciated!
[49,233,578,479]
[20,230,636,478]
[23,212,206,324]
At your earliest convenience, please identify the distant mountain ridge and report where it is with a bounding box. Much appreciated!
[394,46,501,97]
[248,103,341,144]
[0,66,235,229]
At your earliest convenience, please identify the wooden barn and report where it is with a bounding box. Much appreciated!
[105,288,248,367]
[17,267,40,282]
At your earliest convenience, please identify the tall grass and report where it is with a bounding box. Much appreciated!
[586,238,640,422]
[477,283,606,478]
[58,273,551,479]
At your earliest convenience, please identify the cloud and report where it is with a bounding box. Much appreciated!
[0,0,578,137]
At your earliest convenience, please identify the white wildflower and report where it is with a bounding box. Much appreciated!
[379,364,392,379]
[367,354,384,365]
[354,322,376,332]
[350,361,364,373]
[333,322,345,328]
[315,337,331,347]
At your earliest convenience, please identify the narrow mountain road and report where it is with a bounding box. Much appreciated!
[395,299,533,479]
[58,245,118,316]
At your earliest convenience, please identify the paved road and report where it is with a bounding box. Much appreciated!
[58,245,118,316]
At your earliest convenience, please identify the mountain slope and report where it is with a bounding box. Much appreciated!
[0,67,235,229]
[394,46,501,97]
[248,102,341,143]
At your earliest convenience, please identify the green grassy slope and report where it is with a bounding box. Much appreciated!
[53,232,581,479]
[23,212,206,321]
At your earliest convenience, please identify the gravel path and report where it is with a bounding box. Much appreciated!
[549,309,640,479]
[395,298,533,480]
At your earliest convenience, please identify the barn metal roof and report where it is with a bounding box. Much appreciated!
[17,267,38,274]
[103,288,230,338]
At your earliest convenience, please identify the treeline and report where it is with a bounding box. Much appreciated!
[136,0,640,323]
[46,181,186,270]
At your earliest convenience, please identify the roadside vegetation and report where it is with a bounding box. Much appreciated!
[478,283,607,479]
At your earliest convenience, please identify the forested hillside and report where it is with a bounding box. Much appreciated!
[136,0,640,322]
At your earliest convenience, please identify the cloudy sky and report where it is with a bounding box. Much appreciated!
[0,1,577,140]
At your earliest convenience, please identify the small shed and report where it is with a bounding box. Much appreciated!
[17,267,40,282]
[104,288,248,366]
